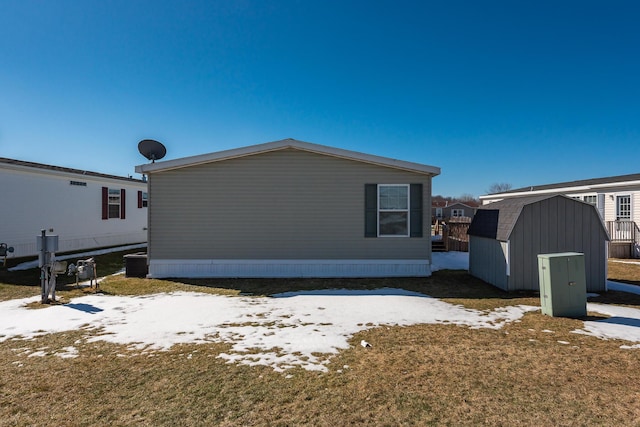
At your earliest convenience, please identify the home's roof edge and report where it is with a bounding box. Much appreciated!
[135,138,441,176]
[1,157,145,184]
[480,172,640,199]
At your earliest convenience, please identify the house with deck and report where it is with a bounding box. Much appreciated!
[480,173,640,258]
[135,139,440,278]
[0,157,148,258]
[432,201,478,221]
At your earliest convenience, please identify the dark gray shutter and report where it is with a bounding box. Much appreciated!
[410,183,423,237]
[364,184,377,237]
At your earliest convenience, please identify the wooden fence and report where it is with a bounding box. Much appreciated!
[441,217,471,252]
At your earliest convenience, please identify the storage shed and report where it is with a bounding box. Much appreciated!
[135,139,440,278]
[468,194,609,292]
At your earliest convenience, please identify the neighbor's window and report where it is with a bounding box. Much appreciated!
[108,188,121,218]
[583,195,597,205]
[616,195,631,220]
[378,184,409,236]
[435,208,443,219]
[452,209,465,217]
[142,192,148,207]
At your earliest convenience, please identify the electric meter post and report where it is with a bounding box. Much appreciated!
[37,229,66,304]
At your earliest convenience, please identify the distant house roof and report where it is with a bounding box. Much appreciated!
[469,194,586,241]
[482,172,640,199]
[431,201,479,209]
[135,138,442,176]
[0,157,145,183]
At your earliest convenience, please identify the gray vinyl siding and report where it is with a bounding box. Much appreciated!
[148,148,432,261]
[507,197,607,292]
[468,236,508,290]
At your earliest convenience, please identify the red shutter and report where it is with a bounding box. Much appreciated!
[102,187,108,220]
[138,190,143,208]
[120,189,126,219]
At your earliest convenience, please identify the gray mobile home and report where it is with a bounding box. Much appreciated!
[468,194,609,292]
[135,139,440,278]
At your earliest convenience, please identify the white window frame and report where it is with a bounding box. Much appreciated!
[616,194,632,220]
[142,192,148,208]
[583,195,597,205]
[378,184,410,237]
[451,208,465,217]
[108,188,121,219]
[435,208,443,219]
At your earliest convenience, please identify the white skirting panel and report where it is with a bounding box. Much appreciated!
[12,232,147,258]
[148,259,432,278]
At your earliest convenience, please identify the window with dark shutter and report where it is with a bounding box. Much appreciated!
[365,183,423,238]
[104,188,124,219]
[138,191,148,208]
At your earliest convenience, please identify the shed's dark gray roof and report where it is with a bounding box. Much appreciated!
[469,194,573,241]
[467,209,499,238]
[0,157,144,183]
[487,172,640,196]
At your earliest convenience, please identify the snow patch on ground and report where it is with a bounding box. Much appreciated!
[3,252,640,371]
[1,289,538,372]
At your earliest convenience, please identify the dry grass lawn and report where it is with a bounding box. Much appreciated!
[1,253,640,426]
[608,259,640,286]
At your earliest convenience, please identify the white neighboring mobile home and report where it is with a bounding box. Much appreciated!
[0,157,148,258]
[480,173,640,258]
[135,139,441,278]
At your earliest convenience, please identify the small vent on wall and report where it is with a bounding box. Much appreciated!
[70,180,87,186]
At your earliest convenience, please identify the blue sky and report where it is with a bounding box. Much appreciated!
[1,1,638,197]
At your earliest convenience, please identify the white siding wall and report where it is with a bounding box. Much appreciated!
[562,190,640,224]
[0,166,147,258]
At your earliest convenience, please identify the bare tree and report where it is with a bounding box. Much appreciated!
[458,193,478,203]
[487,183,513,194]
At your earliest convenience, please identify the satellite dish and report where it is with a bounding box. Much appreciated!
[138,139,167,163]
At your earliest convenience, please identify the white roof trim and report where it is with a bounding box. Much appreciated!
[1,157,145,185]
[480,180,640,200]
[135,139,441,176]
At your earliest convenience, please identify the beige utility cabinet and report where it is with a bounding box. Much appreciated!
[537,252,587,318]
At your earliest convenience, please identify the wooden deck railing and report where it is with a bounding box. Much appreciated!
[606,220,639,242]
[606,220,640,258]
